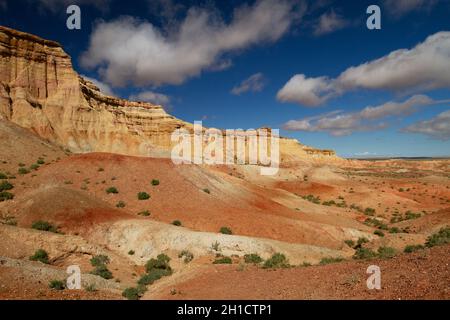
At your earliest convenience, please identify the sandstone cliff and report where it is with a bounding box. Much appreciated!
[0,25,336,161]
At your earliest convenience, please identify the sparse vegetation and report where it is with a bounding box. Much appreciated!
[90,255,113,279]
[353,247,377,260]
[178,250,194,263]
[151,179,160,186]
[49,280,65,290]
[344,239,355,247]
[137,192,150,200]
[374,230,385,237]
[122,286,146,300]
[213,256,232,264]
[377,246,396,259]
[319,257,344,265]
[30,249,49,264]
[263,253,289,269]
[138,210,151,217]
[301,194,321,204]
[106,186,118,194]
[145,254,172,274]
[211,241,220,252]
[364,208,376,216]
[404,244,425,253]
[425,227,450,247]
[85,284,97,292]
[90,255,110,267]
[31,220,58,233]
[0,181,13,191]
[128,250,135,255]
[0,172,7,179]
[18,167,30,175]
[172,220,182,226]
[0,192,14,202]
[116,201,126,208]
[219,226,232,235]
[244,253,263,264]
[203,188,211,194]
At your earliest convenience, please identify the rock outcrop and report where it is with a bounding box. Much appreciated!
[0,25,336,161]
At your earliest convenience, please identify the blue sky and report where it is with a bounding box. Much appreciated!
[1,0,450,157]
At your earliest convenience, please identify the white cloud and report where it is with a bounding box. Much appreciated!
[278,32,450,106]
[81,75,115,96]
[402,110,450,140]
[81,0,302,87]
[383,0,438,17]
[283,95,446,136]
[313,11,349,36]
[231,73,266,95]
[34,0,110,11]
[129,91,170,106]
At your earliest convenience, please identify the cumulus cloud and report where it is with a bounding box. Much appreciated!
[278,32,450,106]
[383,0,438,17]
[81,75,115,96]
[231,73,266,95]
[33,0,110,11]
[283,95,447,136]
[313,11,349,36]
[402,110,450,140]
[129,91,170,106]
[81,0,302,87]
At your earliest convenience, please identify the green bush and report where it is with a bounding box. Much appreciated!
[91,265,113,279]
[172,220,182,226]
[138,268,171,285]
[151,179,160,186]
[37,159,45,165]
[145,254,172,273]
[18,168,30,175]
[0,172,7,179]
[30,249,49,264]
[219,227,232,235]
[364,208,376,216]
[356,237,369,247]
[0,192,14,202]
[49,280,65,290]
[178,250,194,263]
[425,227,450,247]
[244,253,263,264]
[353,247,377,260]
[90,255,110,267]
[263,253,289,269]
[404,244,425,253]
[122,287,143,300]
[116,201,126,208]
[137,192,150,200]
[106,187,118,194]
[319,257,344,265]
[374,230,385,237]
[31,220,57,233]
[377,246,396,259]
[213,256,232,264]
[30,164,40,171]
[138,210,151,216]
[0,181,13,192]
[128,250,135,255]
[344,239,355,247]
[389,227,400,234]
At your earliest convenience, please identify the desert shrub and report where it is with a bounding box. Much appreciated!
[353,247,377,260]
[116,201,126,208]
[128,250,135,255]
[90,255,110,267]
[0,181,13,192]
[389,227,400,234]
[137,192,150,200]
[263,253,289,269]
[344,239,355,247]
[356,237,369,247]
[219,227,232,235]
[425,227,450,247]
[30,249,49,264]
[302,194,321,204]
[0,172,7,179]
[374,230,385,237]
[364,208,376,216]
[138,268,171,285]
[91,265,113,279]
[178,250,194,263]
[106,187,118,194]
[30,164,40,170]
[122,287,142,300]
[405,211,421,220]
[97,167,104,172]
[322,200,336,206]
[145,254,172,273]
[302,262,312,267]
[138,210,151,217]
[203,188,211,194]
[37,159,45,165]
[31,220,57,233]
[244,253,263,264]
[172,220,182,226]
[377,246,396,259]
[18,163,26,167]
[49,280,65,290]
[213,256,232,264]
[404,244,425,253]
[319,257,344,265]
[211,241,220,251]
[18,168,30,175]
[151,179,160,186]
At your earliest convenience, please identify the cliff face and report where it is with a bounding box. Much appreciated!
[0,26,336,161]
